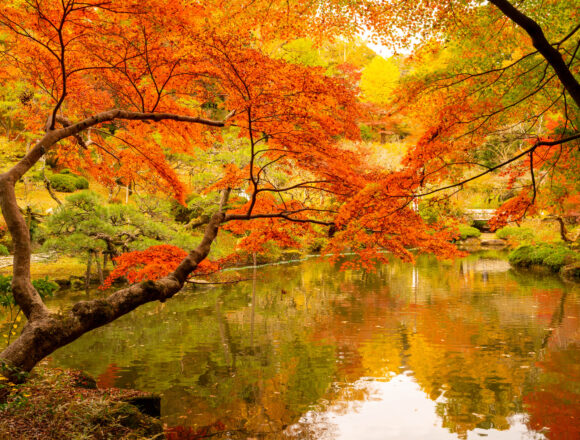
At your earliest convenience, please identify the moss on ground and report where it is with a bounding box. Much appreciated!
[0,257,87,280]
[508,243,579,273]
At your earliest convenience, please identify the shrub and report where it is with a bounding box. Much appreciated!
[49,174,78,192]
[418,202,439,224]
[0,275,58,308]
[509,244,578,272]
[495,226,535,243]
[74,176,89,189]
[0,244,9,256]
[31,277,59,299]
[458,224,481,239]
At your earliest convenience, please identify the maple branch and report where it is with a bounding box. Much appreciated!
[529,150,536,205]
[0,188,232,374]
[225,209,334,226]
[415,133,580,198]
[256,155,286,180]
[8,109,231,183]
[0,108,231,324]
[553,24,580,47]
[0,178,49,321]
[433,49,539,87]
[256,180,330,193]
[488,0,580,107]
[49,3,72,130]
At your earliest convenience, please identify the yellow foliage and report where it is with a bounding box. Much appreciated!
[360,56,400,106]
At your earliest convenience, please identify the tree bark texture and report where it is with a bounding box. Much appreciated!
[0,191,229,379]
[489,0,580,107]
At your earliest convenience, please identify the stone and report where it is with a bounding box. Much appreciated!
[124,395,162,418]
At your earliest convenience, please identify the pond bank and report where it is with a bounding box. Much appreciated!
[0,365,165,440]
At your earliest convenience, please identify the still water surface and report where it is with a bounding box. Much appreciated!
[46,252,579,439]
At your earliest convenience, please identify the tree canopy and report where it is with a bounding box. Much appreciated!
[0,0,577,382]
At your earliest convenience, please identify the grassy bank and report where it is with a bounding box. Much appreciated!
[508,243,579,278]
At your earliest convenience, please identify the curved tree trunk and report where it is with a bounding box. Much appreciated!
[0,110,231,387]
[489,0,580,107]
[0,185,230,384]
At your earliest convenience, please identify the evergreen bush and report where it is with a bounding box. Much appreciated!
[509,244,577,272]
[458,224,481,239]
[49,174,78,192]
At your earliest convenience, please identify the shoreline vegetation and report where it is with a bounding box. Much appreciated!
[1,229,578,288]
[0,365,164,440]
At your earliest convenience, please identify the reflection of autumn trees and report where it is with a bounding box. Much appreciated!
[47,256,579,439]
[304,257,579,439]
[524,347,580,440]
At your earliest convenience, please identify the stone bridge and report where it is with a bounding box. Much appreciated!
[464,209,497,231]
[464,209,496,221]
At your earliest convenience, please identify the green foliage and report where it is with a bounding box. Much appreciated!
[0,275,57,309]
[74,177,89,190]
[0,275,12,307]
[41,191,197,257]
[418,202,439,224]
[359,123,374,141]
[508,244,578,272]
[279,38,326,67]
[31,277,59,299]
[495,226,535,243]
[0,275,10,295]
[458,224,481,240]
[49,173,89,192]
[0,244,8,256]
[49,174,78,192]
[0,82,34,141]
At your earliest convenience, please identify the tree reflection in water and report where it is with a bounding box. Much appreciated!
[43,252,579,439]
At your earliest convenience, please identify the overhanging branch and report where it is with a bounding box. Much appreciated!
[415,133,580,198]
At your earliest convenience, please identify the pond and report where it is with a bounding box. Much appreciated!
[44,251,579,439]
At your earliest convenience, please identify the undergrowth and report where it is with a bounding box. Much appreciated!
[508,243,578,272]
[0,366,163,440]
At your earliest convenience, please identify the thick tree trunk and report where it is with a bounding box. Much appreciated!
[553,216,571,242]
[0,109,232,387]
[489,0,580,107]
[0,188,231,384]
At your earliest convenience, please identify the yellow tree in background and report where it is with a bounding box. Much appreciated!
[360,56,400,106]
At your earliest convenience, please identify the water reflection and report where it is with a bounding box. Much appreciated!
[38,251,579,439]
[288,375,544,440]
